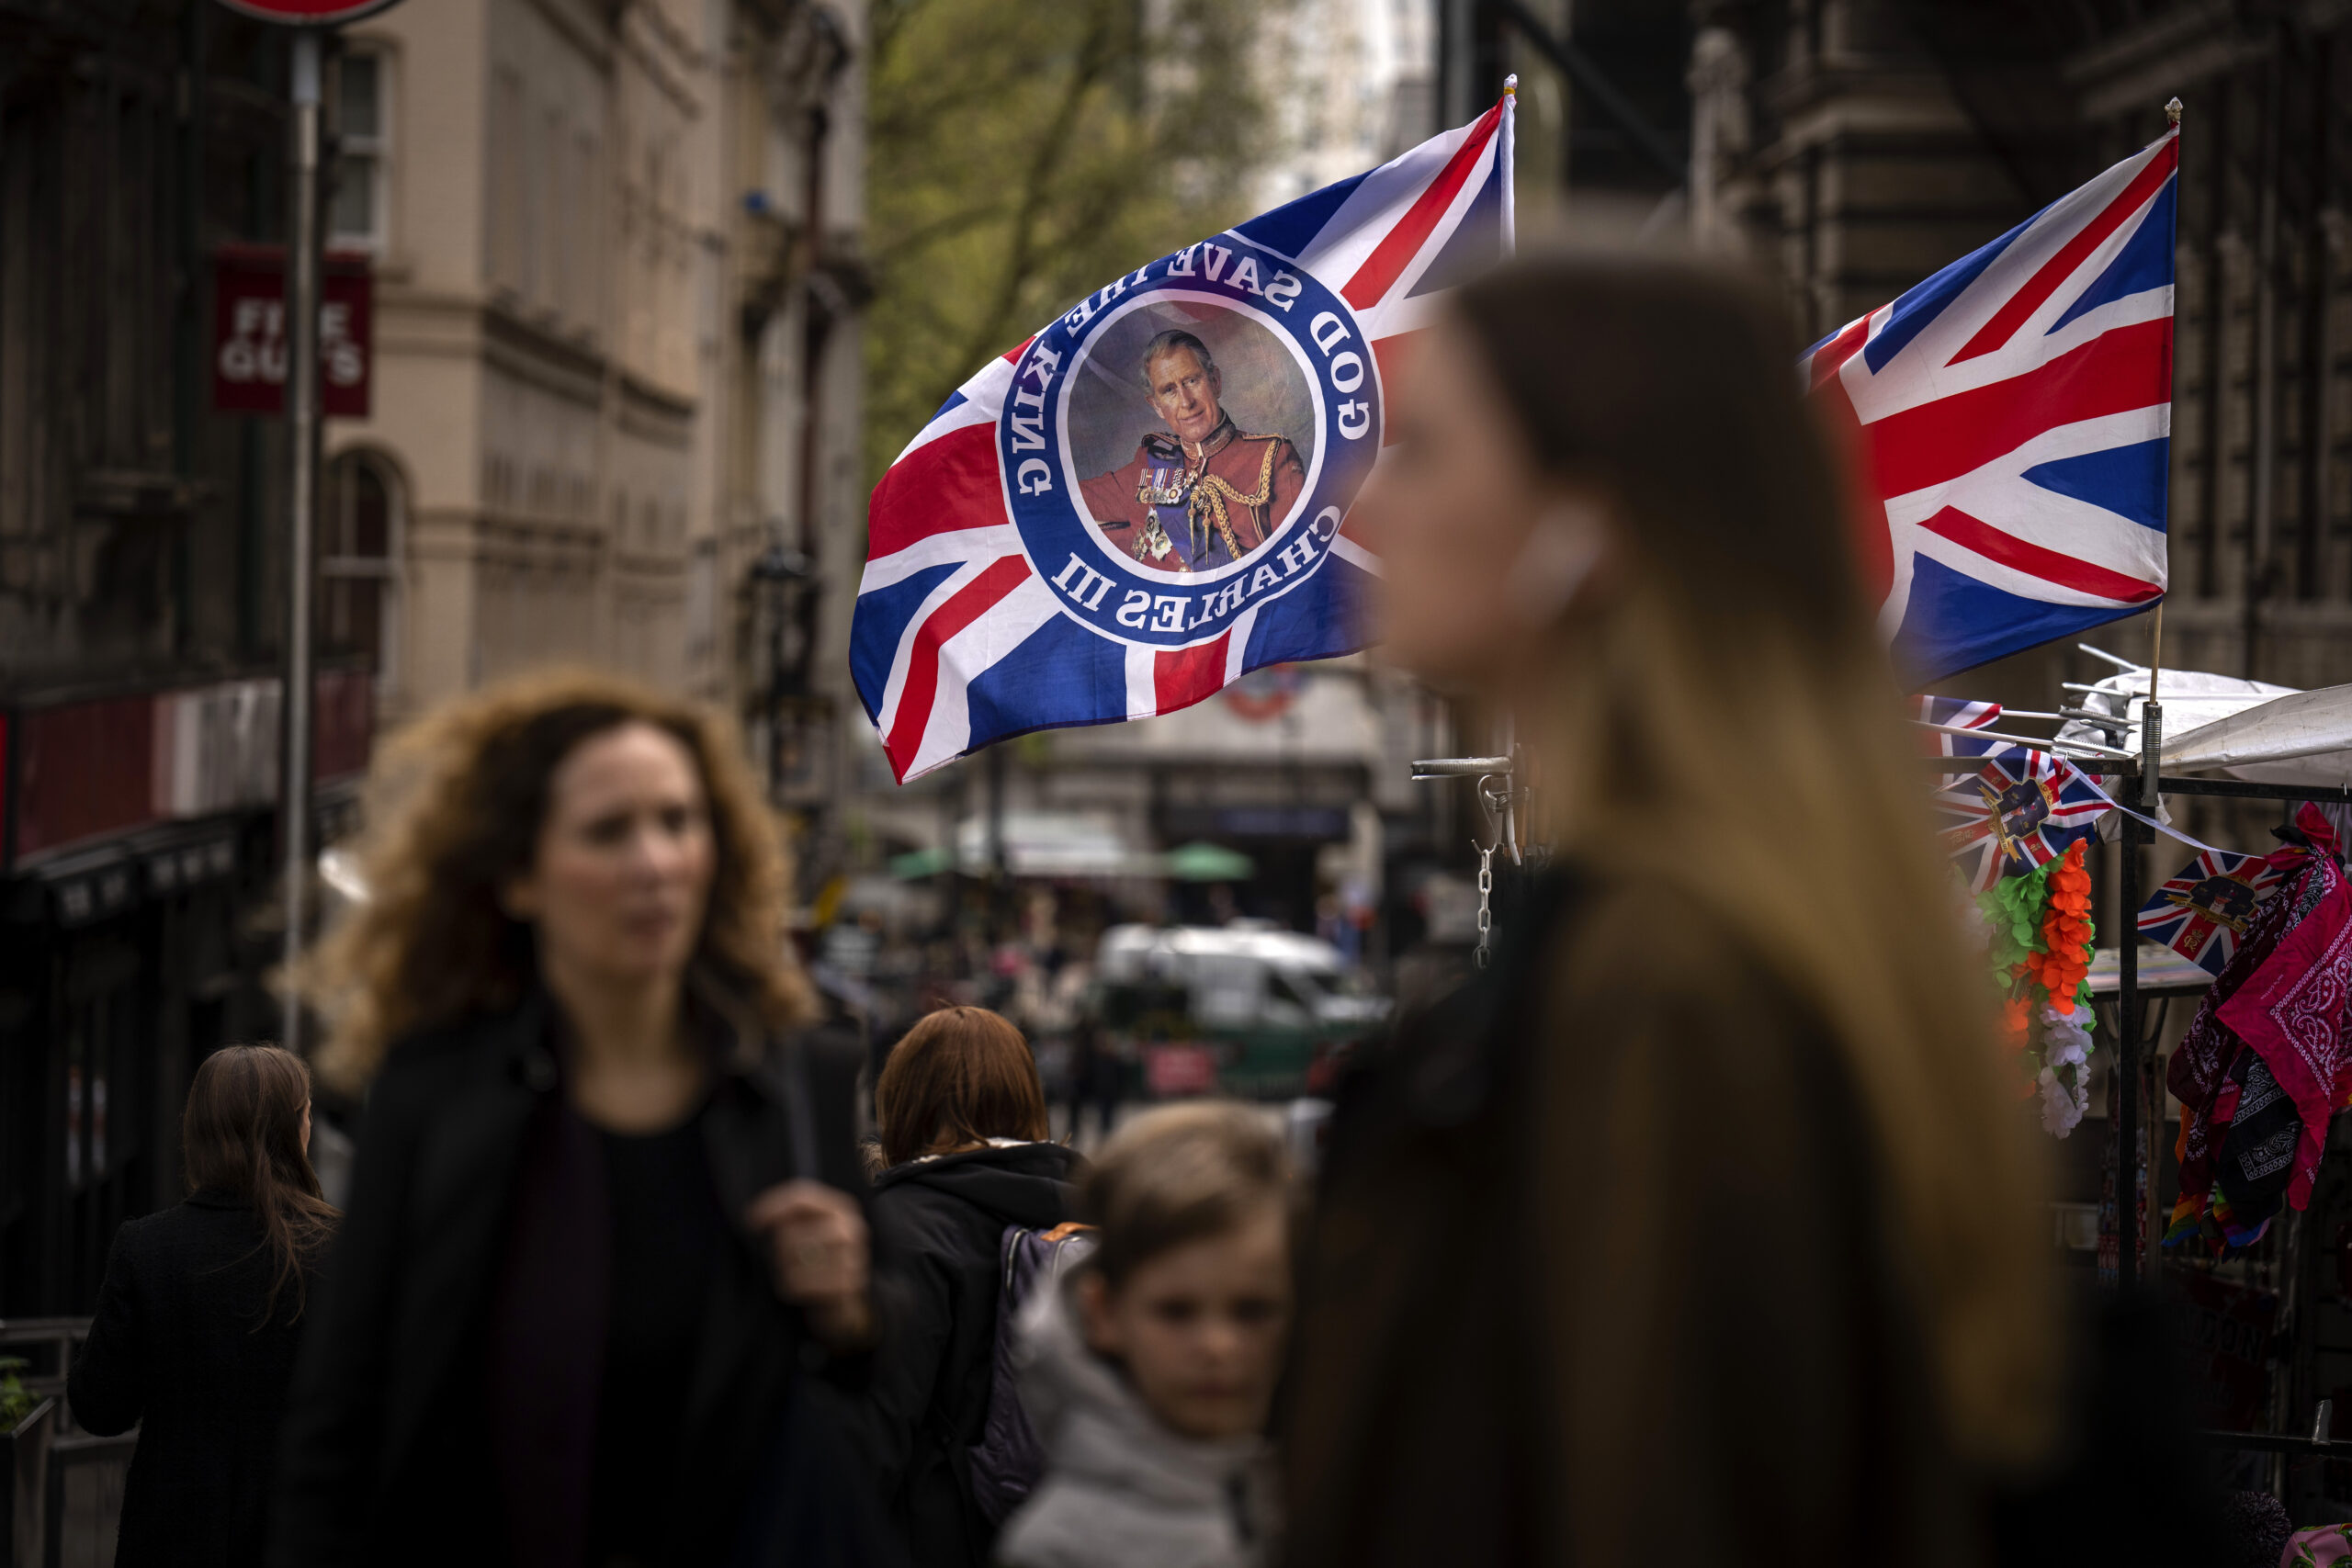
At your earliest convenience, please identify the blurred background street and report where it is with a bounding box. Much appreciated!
[5,1,2352,1556]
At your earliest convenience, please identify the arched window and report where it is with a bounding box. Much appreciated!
[321,450,401,699]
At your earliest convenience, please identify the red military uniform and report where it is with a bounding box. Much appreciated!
[1080,415,1306,573]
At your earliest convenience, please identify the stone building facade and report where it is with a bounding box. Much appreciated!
[0,0,868,1318]
[0,3,349,1315]
[324,0,868,784]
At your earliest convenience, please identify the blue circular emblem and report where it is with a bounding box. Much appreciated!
[998,234,1381,649]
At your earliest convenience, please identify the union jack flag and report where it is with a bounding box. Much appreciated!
[1935,746,2113,892]
[853,97,1514,783]
[1915,694,2001,731]
[1916,693,2002,786]
[2138,849,2286,976]
[1805,127,2178,682]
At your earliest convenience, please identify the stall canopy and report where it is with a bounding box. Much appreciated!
[2159,683,2352,787]
[1161,841,1255,882]
[949,810,1157,879]
[2053,660,2352,786]
[887,818,1259,881]
[887,845,956,881]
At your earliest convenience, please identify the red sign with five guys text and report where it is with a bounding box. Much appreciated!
[212,244,372,419]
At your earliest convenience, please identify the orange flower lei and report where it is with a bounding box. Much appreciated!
[1974,840,2098,1125]
[2027,840,2095,1013]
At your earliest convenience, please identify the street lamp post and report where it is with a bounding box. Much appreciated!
[279,30,322,1054]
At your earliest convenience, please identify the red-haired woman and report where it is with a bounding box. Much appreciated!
[69,1044,339,1568]
[860,1005,1081,1568]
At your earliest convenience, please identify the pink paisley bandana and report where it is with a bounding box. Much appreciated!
[2218,865,2352,1210]
[2170,806,2352,1241]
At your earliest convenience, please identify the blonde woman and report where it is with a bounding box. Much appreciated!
[271,672,883,1568]
[1281,254,2060,1567]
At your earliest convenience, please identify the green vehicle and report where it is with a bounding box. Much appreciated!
[1094,924,1390,1101]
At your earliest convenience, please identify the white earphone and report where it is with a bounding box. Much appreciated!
[1507,497,1609,626]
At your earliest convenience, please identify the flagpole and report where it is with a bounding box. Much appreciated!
[2129,96,2184,1288]
[2149,90,2180,723]
[1487,74,1521,942]
[2147,96,2178,743]
[1501,75,1517,257]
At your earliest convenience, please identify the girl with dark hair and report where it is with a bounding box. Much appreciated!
[859,1005,1081,1567]
[70,1043,339,1568]
[273,670,884,1568]
[1281,251,2063,1567]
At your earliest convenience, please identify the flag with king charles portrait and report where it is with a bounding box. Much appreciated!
[852,94,1518,783]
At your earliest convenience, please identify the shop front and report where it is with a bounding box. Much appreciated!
[0,668,370,1314]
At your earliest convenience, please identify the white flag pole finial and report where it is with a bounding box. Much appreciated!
[1501,76,1518,257]
[2166,96,2183,125]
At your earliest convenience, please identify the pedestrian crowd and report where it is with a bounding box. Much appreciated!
[69,252,2238,1567]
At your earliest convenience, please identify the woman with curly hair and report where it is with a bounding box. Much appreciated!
[270,671,883,1568]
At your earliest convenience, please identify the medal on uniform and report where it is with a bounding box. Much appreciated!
[1135,436,1200,570]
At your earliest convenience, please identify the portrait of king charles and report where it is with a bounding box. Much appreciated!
[1079,328,1306,573]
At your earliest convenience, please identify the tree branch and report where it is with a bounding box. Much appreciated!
[938,0,1119,397]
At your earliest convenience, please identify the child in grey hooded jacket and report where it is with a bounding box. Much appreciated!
[996,1103,1292,1568]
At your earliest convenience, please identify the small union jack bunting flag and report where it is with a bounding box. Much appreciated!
[1916,694,2003,784]
[1915,694,2002,731]
[2137,849,2287,976]
[1934,746,2112,893]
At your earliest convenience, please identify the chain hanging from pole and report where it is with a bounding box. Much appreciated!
[1413,729,1533,972]
[1473,840,1496,970]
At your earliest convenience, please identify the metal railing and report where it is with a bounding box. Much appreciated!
[44,1431,132,1568]
[0,1318,131,1568]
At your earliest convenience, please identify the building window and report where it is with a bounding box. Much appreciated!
[330,51,390,251]
[322,452,401,698]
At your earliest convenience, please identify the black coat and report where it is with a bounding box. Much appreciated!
[268,988,881,1568]
[68,1193,322,1568]
[1283,871,1975,1568]
[858,1143,1080,1568]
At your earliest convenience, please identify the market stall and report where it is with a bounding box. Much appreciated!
[1924,651,2352,1517]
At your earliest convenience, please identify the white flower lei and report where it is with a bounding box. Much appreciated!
[2035,1003,2096,1138]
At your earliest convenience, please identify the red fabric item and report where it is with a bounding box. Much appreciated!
[2169,844,2323,1213]
[2299,800,2346,858]
[2217,863,2352,1210]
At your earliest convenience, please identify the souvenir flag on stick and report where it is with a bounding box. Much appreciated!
[853,90,1519,782]
[1915,694,2002,731]
[1934,746,2113,893]
[1916,694,2003,786]
[1804,118,2178,682]
[2137,849,2288,976]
